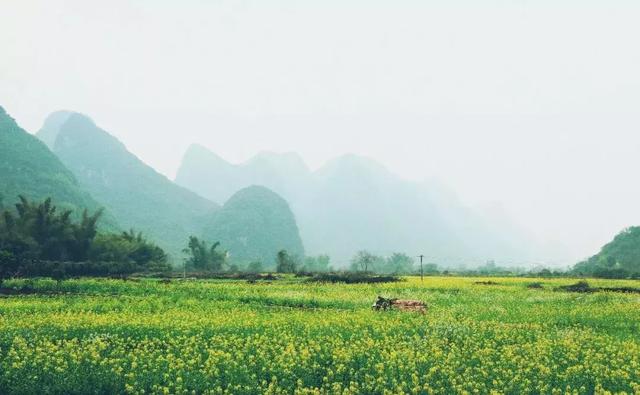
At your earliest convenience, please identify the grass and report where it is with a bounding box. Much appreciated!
[0,276,639,394]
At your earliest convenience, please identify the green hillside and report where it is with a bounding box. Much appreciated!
[42,112,218,261]
[573,227,640,277]
[202,185,304,267]
[0,106,117,228]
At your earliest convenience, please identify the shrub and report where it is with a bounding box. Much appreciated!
[306,272,401,284]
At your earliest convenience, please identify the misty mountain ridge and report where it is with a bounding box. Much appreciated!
[0,106,118,229]
[37,111,220,260]
[34,110,306,265]
[37,110,74,150]
[0,104,567,267]
[176,144,543,265]
[177,144,313,205]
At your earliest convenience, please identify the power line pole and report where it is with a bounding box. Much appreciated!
[417,255,424,282]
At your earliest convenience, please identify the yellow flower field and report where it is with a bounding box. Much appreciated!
[0,277,639,394]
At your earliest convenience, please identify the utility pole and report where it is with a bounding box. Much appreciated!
[417,255,424,282]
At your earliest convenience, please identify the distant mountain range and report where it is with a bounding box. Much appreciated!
[1,104,307,267]
[1,104,544,267]
[176,144,538,265]
[36,111,219,260]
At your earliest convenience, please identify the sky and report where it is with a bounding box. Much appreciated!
[1,0,640,264]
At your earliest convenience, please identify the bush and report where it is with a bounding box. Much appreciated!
[17,260,166,278]
[246,261,263,273]
[558,281,596,293]
[306,272,401,284]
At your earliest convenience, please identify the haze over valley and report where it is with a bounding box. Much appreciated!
[3,1,640,269]
[1,106,544,267]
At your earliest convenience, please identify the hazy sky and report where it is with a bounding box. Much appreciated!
[2,0,640,263]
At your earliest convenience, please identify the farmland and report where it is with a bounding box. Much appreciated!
[0,277,639,394]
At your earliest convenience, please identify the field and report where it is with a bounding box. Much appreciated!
[0,277,639,395]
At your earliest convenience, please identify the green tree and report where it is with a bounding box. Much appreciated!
[182,236,226,272]
[350,250,381,273]
[302,255,331,272]
[0,196,169,277]
[0,196,102,262]
[0,250,19,286]
[276,249,297,273]
[423,263,440,275]
[384,253,415,274]
[247,261,263,273]
[89,230,167,268]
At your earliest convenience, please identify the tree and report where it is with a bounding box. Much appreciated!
[0,250,19,286]
[384,253,415,274]
[350,250,381,273]
[0,196,169,277]
[182,236,226,272]
[423,263,440,275]
[276,249,297,273]
[247,261,263,273]
[302,255,331,272]
[0,195,102,262]
[89,230,168,268]
[70,208,103,261]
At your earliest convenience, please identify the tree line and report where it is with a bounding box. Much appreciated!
[0,196,169,282]
[0,196,337,281]
[2,196,638,282]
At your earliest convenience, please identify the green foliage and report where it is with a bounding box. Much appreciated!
[573,226,640,277]
[202,186,304,267]
[182,236,227,272]
[0,196,167,278]
[0,196,102,262]
[423,263,440,275]
[383,252,415,274]
[0,250,19,282]
[275,249,297,273]
[90,230,168,268]
[246,261,263,273]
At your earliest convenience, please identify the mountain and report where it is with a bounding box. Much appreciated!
[0,106,116,228]
[202,185,304,266]
[573,227,640,277]
[176,146,537,266]
[176,144,312,204]
[37,110,73,150]
[38,112,219,260]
